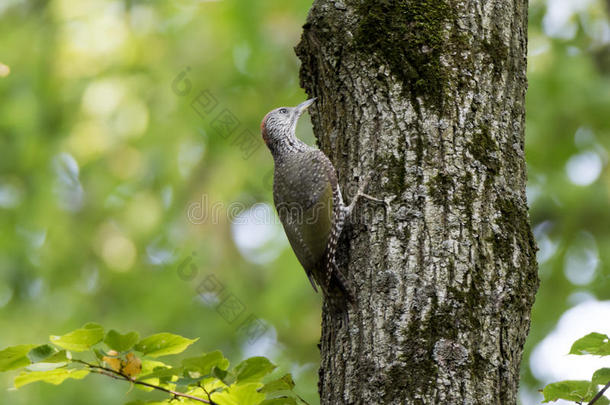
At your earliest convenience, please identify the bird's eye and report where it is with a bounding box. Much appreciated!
[279,108,288,114]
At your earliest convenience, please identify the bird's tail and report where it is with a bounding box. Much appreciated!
[317,263,355,319]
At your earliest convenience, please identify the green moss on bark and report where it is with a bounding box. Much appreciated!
[468,125,500,175]
[462,171,474,229]
[482,29,509,78]
[492,197,537,266]
[398,318,440,398]
[354,0,450,110]
[429,172,452,206]
[385,150,407,195]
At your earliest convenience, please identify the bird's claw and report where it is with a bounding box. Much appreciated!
[346,173,389,217]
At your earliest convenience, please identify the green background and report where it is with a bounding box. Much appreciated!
[0,0,608,404]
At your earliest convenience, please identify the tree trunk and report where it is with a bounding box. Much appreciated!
[295,1,539,404]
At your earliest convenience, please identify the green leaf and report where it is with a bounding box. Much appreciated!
[27,345,56,363]
[182,351,230,376]
[213,366,229,383]
[137,365,182,382]
[0,345,35,371]
[49,323,104,352]
[14,368,89,388]
[104,330,140,352]
[45,350,70,363]
[260,398,298,405]
[234,357,276,383]
[26,362,68,372]
[92,348,105,361]
[196,380,228,398]
[26,345,68,366]
[136,360,170,392]
[569,332,610,356]
[259,374,296,393]
[134,333,198,358]
[140,359,170,376]
[212,382,265,405]
[542,380,598,402]
[174,375,205,387]
[593,368,610,386]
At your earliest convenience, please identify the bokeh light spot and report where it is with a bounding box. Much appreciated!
[95,222,137,272]
[565,151,603,186]
[231,203,287,265]
[563,231,599,285]
[0,62,10,77]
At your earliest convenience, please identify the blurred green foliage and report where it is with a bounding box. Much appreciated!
[524,0,610,399]
[0,0,608,404]
[0,322,308,404]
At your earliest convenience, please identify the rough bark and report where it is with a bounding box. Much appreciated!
[295,0,539,404]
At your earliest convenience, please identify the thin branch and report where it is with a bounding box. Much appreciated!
[200,384,218,405]
[91,369,125,381]
[74,360,211,404]
[588,381,610,405]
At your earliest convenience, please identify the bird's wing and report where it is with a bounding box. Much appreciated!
[274,150,335,292]
[315,150,351,297]
[306,150,354,301]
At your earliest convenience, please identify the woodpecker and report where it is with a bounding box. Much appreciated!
[261,98,371,306]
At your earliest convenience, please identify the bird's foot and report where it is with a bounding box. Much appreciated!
[345,174,389,218]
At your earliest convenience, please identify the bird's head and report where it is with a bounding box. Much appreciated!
[261,98,316,150]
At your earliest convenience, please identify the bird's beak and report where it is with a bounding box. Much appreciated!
[296,98,316,115]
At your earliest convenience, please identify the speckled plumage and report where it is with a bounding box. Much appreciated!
[261,100,353,304]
